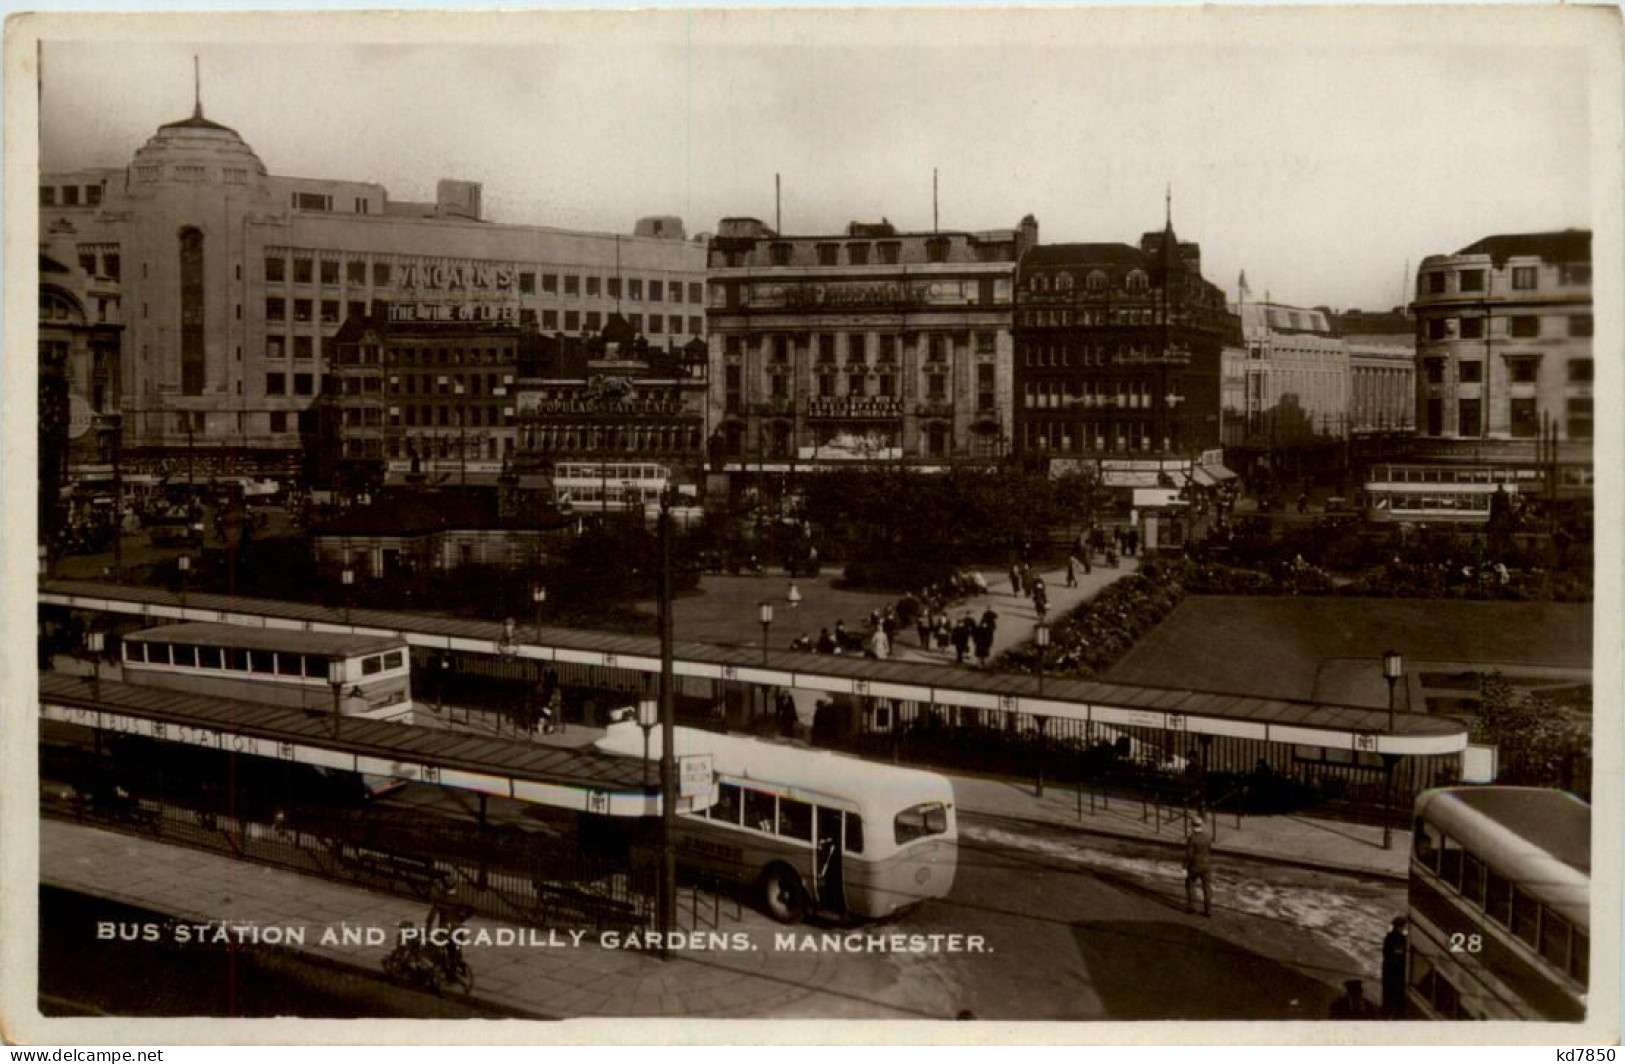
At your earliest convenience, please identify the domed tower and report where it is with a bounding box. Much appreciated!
[120,96,272,450]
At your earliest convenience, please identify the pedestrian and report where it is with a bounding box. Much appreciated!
[816,627,836,655]
[1126,527,1140,557]
[1021,562,1034,597]
[972,618,994,667]
[915,612,931,649]
[1329,979,1378,1020]
[1065,556,1078,588]
[934,610,951,649]
[833,620,850,654]
[867,625,890,660]
[951,616,973,664]
[1032,578,1048,619]
[1009,563,1023,597]
[1382,917,1408,1019]
[1081,549,1092,576]
[1184,817,1213,916]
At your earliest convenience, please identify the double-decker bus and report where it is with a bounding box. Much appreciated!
[120,622,413,722]
[1359,464,1535,524]
[1408,786,1589,1020]
[551,461,672,514]
[594,724,957,923]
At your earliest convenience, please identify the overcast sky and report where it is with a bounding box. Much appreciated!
[35,9,1603,312]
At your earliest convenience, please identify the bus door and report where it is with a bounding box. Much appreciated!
[814,806,846,914]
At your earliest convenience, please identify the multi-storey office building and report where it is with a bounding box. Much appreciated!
[1226,300,1350,444]
[39,103,707,476]
[1012,222,1233,469]
[704,216,1035,478]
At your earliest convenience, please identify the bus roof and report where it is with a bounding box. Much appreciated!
[124,621,407,658]
[594,724,955,811]
[1417,786,1590,925]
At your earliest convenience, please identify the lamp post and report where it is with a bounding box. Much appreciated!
[786,581,802,610]
[84,630,105,704]
[177,553,191,609]
[341,564,354,625]
[532,585,547,638]
[455,383,467,487]
[637,697,659,787]
[327,656,345,741]
[1034,620,1051,799]
[758,601,774,664]
[1381,648,1403,850]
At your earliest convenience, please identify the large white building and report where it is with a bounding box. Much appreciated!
[39,103,708,475]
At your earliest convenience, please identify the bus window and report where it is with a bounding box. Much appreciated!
[1461,852,1486,906]
[1438,833,1465,891]
[300,654,324,678]
[276,653,303,677]
[227,647,249,671]
[173,644,199,668]
[1539,910,1572,971]
[1414,820,1442,872]
[198,645,223,670]
[250,650,275,675]
[1571,931,1589,986]
[710,783,742,825]
[1510,886,1541,948]
[743,789,776,833]
[778,797,812,841]
[845,813,864,855]
[383,650,405,671]
[895,802,948,845]
[1484,868,1514,926]
[126,642,147,664]
[362,655,383,676]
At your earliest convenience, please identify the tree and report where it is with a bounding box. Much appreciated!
[1473,673,1591,797]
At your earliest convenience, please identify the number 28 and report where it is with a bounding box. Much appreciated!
[1449,932,1482,954]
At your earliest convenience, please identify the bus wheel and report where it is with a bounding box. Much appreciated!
[760,864,807,924]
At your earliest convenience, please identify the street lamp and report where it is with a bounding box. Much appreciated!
[636,697,659,787]
[786,581,803,610]
[1034,620,1051,799]
[327,656,346,741]
[341,564,355,624]
[84,630,105,704]
[1381,649,1404,850]
[177,553,191,608]
[758,601,774,663]
[454,383,468,488]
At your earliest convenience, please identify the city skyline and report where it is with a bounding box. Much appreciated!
[37,8,1600,313]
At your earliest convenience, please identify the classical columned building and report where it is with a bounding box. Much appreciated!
[703,216,1034,482]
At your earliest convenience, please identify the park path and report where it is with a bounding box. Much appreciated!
[888,555,1142,667]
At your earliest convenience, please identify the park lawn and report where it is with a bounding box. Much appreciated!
[1104,596,1591,708]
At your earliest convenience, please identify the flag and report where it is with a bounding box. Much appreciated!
[1238,270,1250,298]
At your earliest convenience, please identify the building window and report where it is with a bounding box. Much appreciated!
[294,373,314,396]
[1568,397,1593,439]
[542,310,557,330]
[1570,315,1593,338]
[848,373,865,397]
[269,411,288,433]
[1511,266,1538,290]
[585,311,602,331]
[1559,264,1591,286]
[649,280,663,301]
[293,192,332,212]
[292,258,313,284]
[1510,316,1540,338]
[1426,272,1446,295]
[179,227,207,395]
[977,363,996,412]
[295,337,314,360]
[819,335,836,363]
[294,299,313,323]
[1459,317,1484,340]
[266,373,287,396]
[267,335,285,360]
[878,242,901,265]
[1568,359,1593,383]
[688,282,702,303]
[265,256,286,283]
[1508,358,1539,385]
[1424,358,1445,385]
[689,315,702,335]
[629,279,643,300]
[320,260,339,285]
[878,335,896,363]
[604,277,620,301]
[847,243,870,266]
[565,311,580,332]
[373,262,391,286]
[40,187,55,206]
[927,374,946,401]
[1510,397,1539,438]
[878,374,894,397]
[341,260,363,285]
[1458,269,1485,293]
[1458,398,1481,436]
[1427,319,1448,341]
[320,300,340,324]
[925,237,951,264]
[818,374,834,398]
[769,243,793,266]
[348,300,366,321]
[1126,270,1149,292]
[649,315,664,334]
[1459,361,1483,384]
[816,244,839,266]
[629,313,642,331]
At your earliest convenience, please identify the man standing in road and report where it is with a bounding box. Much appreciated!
[1382,916,1409,1018]
[1184,817,1213,916]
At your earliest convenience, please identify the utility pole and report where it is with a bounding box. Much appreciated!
[657,491,678,959]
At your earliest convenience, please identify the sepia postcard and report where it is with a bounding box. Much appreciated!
[3,5,1621,1047]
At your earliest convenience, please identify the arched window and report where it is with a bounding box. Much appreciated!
[1126,270,1149,292]
[1086,270,1108,292]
